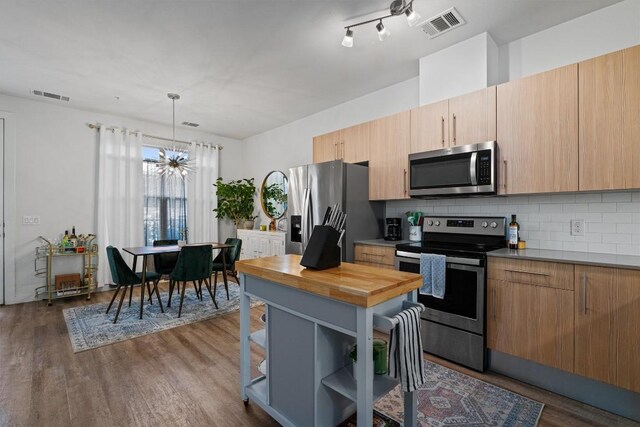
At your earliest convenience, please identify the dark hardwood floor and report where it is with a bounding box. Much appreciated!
[0,285,636,426]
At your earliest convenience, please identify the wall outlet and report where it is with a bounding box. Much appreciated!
[22,215,40,225]
[571,219,585,236]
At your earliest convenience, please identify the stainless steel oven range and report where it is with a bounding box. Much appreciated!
[395,216,506,372]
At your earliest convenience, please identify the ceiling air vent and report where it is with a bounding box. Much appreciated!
[181,121,200,127]
[418,7,465,39]
[31,89,70,102]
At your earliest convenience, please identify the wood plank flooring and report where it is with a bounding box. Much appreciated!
[0,286,636,426]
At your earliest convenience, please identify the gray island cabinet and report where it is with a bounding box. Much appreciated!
[237,254,423,427]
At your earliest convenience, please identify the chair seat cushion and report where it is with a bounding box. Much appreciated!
[135,271,161,282]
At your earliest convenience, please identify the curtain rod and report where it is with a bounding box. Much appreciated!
[86,123,223,150]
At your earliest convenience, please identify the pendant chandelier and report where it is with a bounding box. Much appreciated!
[157,93,193,179]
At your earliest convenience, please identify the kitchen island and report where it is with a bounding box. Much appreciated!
[236,254,423,427]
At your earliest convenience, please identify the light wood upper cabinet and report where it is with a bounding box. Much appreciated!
[574,265,640,393]
[487,269,574,372]
[579,51,624,191]
[623,45,640,189]
[340,122,369,164]
[313,124,369,164]
[369,111,411,200]
[448,87,497,147]
[410,100,448,153]
[497,64,579,195]
[313,130,340,163]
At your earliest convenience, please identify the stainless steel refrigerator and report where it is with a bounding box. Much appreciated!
[286,160,384,262]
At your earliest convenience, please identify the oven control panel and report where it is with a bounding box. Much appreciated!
[423,216,506,236]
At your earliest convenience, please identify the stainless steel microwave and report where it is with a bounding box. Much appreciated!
[408,141,498,198]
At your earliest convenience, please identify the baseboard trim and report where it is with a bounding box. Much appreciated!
[488,350,640,422]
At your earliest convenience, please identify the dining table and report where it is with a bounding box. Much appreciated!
[122,242,233,319]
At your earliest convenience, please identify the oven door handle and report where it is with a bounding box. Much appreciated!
[395,251,481,266]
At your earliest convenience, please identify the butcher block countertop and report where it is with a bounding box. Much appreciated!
[236,254,422,308]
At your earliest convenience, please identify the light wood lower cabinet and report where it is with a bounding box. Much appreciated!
[487,279,574,372]
[353,244,395,270]
[574,265,640,393]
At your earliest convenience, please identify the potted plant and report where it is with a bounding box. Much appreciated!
[213,178,256,232]
[263,182,288,219]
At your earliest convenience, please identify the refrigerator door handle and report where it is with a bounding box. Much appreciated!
[301,188,309,253]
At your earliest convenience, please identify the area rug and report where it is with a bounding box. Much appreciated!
[64,284,255,353]
[374,360,544,427]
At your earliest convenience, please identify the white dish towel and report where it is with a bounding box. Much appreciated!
[388,306,427,393]
[419,253,446,299]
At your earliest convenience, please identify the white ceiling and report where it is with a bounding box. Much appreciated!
[0,0,622,140]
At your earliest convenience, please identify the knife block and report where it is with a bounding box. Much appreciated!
[300,225,341,270]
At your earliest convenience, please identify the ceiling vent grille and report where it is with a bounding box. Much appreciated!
[418,7,465,39]
[181,121,200,127]
[31,89,70,102]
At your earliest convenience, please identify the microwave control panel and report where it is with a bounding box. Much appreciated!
[477,150,493,185]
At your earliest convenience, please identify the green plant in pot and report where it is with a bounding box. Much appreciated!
[263,182,288,219]
[213,177,257,231]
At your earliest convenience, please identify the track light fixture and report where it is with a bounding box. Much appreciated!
[341,0,420,47]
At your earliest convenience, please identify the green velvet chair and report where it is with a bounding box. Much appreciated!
[168,244,216,317]
[153,239,180,295]
[105,246,163,324]
[211,238,242,300]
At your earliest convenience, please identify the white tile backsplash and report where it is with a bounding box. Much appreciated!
[386,191,640,255]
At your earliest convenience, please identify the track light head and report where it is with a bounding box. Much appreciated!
[342,28,354,47]
[376,20,390,41]
[404,5,421,26]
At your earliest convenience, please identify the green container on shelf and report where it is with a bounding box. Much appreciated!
[349,339,388,375]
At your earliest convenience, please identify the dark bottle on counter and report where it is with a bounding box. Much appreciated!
[70,226,78,247]
[508,214,520,249]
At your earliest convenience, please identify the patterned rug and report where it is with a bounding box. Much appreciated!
[64,284,252,353]
[374,360,544,427]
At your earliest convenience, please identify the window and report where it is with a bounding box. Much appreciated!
[143,147,187,245]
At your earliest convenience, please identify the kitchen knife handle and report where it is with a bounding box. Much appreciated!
[582,272,587,315]
[441,116,445,147]
[452,113,457,145]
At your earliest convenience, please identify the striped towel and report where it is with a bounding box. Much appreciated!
[387,306,427,392]
[419,253,446,299]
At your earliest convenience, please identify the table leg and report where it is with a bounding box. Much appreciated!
[356,307,373,426]
[239,274,251,402]
[132,255,138,273]
[139,255,147,319]
[221,249,229,299]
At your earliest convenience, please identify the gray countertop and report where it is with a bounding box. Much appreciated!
[353,239,409,248]
[488,248,640,270]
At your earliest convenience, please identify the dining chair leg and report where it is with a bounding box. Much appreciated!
[192,281,201,300]
[113,284,128,324]
[224,272,229,300]
[147,282,153,304]
[167,280,175,308]
[203,277,218,309]
[213,271,218,296]
[178,281,187,318]
[106,284,122,314]
[128,283,134,307]
[152,279,164,313]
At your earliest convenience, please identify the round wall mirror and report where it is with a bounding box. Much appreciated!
[260,170,288,220]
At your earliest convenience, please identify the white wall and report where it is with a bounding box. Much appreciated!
[499,0,640,82]
[419,32,498,105]
[0,93,243,303]
[242,77,420,227]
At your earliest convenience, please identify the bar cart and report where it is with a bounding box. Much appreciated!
[34,235,98,305]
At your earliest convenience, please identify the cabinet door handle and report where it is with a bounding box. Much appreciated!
[362,252,385,257]
[441,116,445,147]
[492,287,496,320]
[504,269,550,277]
[334,143,338,160]
[452,113,457,145]
[582,272,587,315]
[502,159,507,192]
[340,141,344,160]
[403,169,408,195]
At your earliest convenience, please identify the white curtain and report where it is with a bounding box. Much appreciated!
[187,143,220,243]
[97,126,144,286]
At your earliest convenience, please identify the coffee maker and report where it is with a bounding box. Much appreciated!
[384,218,402,241]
